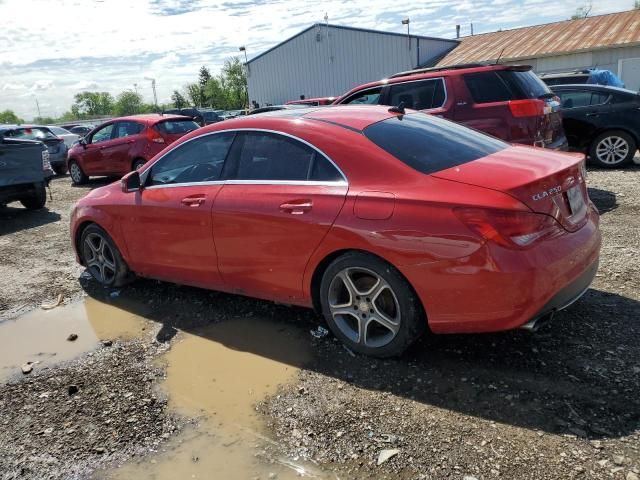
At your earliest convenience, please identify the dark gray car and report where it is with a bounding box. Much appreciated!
[0,125,68,175]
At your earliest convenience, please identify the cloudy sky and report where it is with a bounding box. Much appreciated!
[0,0,633,120]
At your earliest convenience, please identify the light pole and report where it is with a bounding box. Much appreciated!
[239,46,249,109]
[402,18,410,50]
[144,77,158,110]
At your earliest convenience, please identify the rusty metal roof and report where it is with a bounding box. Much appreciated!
[437,10,640,66]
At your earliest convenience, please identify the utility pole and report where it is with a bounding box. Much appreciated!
[144,77,158,109]
[402,18,411,50]
[35,97,41,118]
[133,83,138,94]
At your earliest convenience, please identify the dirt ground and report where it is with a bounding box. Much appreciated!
[0,164,639,479]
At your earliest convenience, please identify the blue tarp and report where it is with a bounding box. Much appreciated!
[586,69,625,88]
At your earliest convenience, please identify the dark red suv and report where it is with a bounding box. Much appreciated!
[333,64,567,150]
[67,114,199,184]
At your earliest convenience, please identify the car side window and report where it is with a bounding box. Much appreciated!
[225,131,343,182]
[114,122,144,139]
[91,124,114,144]
[147,132,235,186]
[387,79,446,110]
[343,88,382,105]
[463,72,512,103]
[558,91,609,109]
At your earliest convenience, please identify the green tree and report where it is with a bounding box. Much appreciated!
[635,0,640,9]
[0,109,24,124]
[198,66,212,106]
[114,91,145,116]
[571,2,592,19]
[185,83,202,107]
[171,90,188,108]
[203,77,229,109]
[220,57,247,109]
[72,91,114,116]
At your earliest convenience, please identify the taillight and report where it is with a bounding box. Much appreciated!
[454,207,564,249]
[146,128,165,144]
[508,99,545,118]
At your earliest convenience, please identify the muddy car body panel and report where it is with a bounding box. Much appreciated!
[71,106,600,339]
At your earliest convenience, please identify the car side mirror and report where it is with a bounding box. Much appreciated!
[79,137,87,148]
[121,171,142,193]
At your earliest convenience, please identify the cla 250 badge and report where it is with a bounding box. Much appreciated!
[532,185,562,201]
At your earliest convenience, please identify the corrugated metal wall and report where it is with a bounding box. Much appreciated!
[247,25,456,106]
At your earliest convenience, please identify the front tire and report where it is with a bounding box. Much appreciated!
[319,252,426,358]
[69,160,88,185]
[79,224,131,287]
[589,130,636,168]
[20,183,47,210]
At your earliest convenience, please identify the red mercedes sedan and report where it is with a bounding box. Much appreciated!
[67,114,199,184]
[70,106,601,357]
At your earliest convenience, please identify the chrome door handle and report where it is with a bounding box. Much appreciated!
[279,200,312,214]
[181,196,206,207]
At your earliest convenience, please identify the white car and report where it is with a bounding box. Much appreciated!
[47,126,80,149]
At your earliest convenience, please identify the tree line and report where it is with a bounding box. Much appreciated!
[0,57,247,124]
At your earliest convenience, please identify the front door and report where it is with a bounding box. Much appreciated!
[120,132,235,288]
[103,121,144,174]
[82,123,114,175]
[555,89,611,147]
[213,131,348,303]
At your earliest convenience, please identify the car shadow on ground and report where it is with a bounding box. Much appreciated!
[71,177,118,189]
[0,206,61,236]
[588,187,617,214]
[82,279,639,440]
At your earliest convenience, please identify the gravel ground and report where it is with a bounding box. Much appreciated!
[0,165,639,480]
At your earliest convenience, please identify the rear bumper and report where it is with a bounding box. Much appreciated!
[400,205,601,334]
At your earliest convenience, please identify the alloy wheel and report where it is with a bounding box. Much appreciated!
[83,232,117,284]
[70,163,82,183]
[595,136,629,165]
[327,267,401,348]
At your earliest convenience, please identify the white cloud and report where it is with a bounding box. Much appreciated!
[0,0,634,119]
[2,82,27,90]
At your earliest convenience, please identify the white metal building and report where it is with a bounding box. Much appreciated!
[246,24,458,106]
[437,10,640,91]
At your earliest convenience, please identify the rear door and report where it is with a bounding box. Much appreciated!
[106,121,145,174]
[120,132,235,288]
[555,89,611,148]
[212,130,348,304]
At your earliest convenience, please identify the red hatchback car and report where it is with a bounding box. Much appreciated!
[333,64,568,150]
[70,106,600,357]
[67,114,199,184]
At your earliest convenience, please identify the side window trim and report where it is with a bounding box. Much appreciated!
[141,129,347,189]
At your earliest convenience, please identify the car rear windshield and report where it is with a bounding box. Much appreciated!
[155,119,199,134]
[464,69,552,103]
[6,127,57,140]
[363,113,507,175]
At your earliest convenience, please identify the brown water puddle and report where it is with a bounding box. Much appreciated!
[105,317,333,479]
[0,297,147,382]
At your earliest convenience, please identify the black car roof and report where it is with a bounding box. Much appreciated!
[550,84,639,95]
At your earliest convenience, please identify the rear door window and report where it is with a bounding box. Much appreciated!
[463,72,513,103]
[113,121,144,139]
[342,87,382,105]
[364,113,507,175]
[155,119,200,134]
[224,131,343,182]
[557,90,609,108]
[387,78,446,110]
[148,132,235,186]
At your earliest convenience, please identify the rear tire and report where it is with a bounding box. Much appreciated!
[132,158,146,171]
[589,130,636,168]
[69,160,88,185]
[319,252,426,358]
[79,224,132,287]
[20,183,47,210]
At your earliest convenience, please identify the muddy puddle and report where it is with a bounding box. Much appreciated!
[0,297,147,382]
[105,317,333,479]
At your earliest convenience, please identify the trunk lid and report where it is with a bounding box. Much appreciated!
[432,145,589,231]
